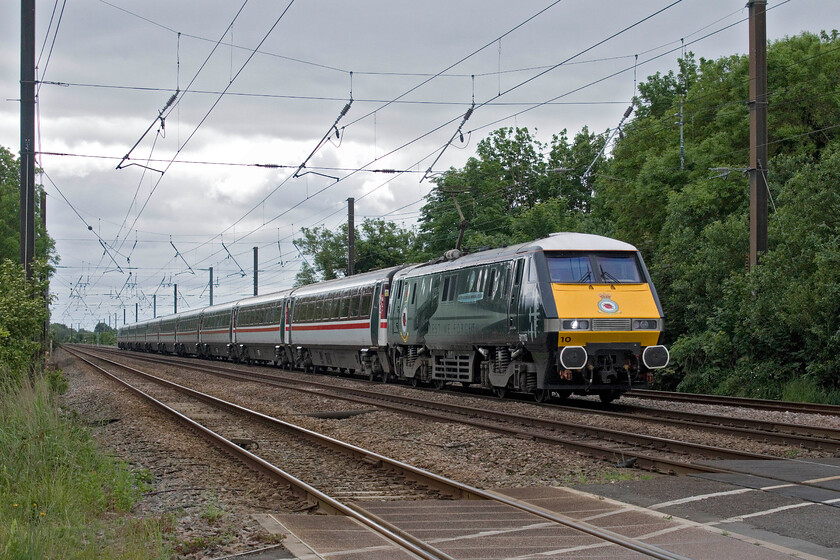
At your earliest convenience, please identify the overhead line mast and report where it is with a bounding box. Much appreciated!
[20,0,36,278]
[748,0,768,269]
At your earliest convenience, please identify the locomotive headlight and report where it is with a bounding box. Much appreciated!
[632,319,659,330]
[562,319,590,330]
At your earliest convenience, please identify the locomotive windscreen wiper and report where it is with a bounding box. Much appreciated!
[577,271,592,283]
[600,268,621,283]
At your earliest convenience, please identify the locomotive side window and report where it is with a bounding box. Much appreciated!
[485,268,497,298]
[466,270,476,293]
[441,275,458,302]
[513,258,524,286]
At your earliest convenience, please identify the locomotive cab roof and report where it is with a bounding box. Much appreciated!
[400,233,639,278]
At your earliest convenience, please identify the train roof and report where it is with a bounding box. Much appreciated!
[291,265,406,296]
[531,232,637,252]
[398,233,638,277]
[235,288,294,308]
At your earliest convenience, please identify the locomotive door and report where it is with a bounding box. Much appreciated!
[507,258,525,333]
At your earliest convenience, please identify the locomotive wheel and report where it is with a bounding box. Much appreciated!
[599,391,617,404]
[409,376,419,387]
[533,389,551,403]
[493,386,507,399]
[432,379,445,390]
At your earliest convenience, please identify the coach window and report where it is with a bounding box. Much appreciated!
[340,293,350,318]
[360,289,372,317]
[347,290,359,318]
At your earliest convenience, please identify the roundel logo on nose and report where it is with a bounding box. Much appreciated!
[597,294,619,313]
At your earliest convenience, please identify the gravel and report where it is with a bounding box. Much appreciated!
[57,346,837,558]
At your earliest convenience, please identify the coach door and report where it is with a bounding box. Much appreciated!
[507,258,525,333]
[370,282,382,346]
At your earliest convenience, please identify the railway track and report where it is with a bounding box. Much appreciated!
[444,389,840,453]
[628,388,840,416]
[65,345,694,560]
[74,346,839,483]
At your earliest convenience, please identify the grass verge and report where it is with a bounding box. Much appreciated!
[0,370,173,559]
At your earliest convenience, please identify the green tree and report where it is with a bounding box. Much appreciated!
[295,218,418,281]
[293,261,318,287]
[546,126,607,212]
[0,146,56,267]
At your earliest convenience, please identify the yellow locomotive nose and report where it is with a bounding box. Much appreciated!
[550,284,662,347]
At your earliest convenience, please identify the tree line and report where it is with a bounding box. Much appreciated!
[296,31,840,401]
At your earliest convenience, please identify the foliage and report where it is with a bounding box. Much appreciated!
[0,373,172,559]
[0,146,56,268]
[0,260,51,379]
[294,218,419,283]
[49,322,116,346]
[417,126,608,257]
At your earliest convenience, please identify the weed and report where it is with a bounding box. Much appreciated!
[200,496,228,524]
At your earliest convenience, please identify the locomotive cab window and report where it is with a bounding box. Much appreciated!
[547,252,643,284]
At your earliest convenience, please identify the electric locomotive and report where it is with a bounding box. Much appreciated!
[386,232,668,402]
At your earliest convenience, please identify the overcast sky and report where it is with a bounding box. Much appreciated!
[0,0,833,329]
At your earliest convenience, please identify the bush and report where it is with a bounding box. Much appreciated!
[0,259,50,381]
